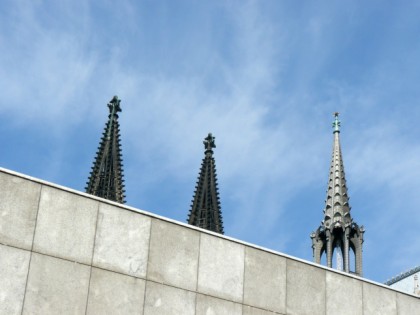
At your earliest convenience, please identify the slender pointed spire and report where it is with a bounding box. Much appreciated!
[311,113,364,276]
[85,96,125,203]
[325,112,351,226]
[187,133,224,234]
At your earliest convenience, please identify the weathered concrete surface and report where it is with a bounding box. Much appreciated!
[197,233,245,303]
[196,294,242,315]
[86,268,145,315]
[23,253,90,315]
[1,167,419,315]
[244,247,286,313]
[33,186,98,264]
[0,244,30,315]
[0,172,40,250]
[93,203,151,278]
[147,218,200,291]
[397,292,419,314]
[243,306,280,315]
[363,281,397,315]
[326,271,363,315]
[143,281,196,315]
[286,259,326,315]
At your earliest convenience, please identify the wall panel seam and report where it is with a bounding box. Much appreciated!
[84,201,100,315]
[285,258,288,314]
[142,218,153,314]
[242,246,246,305]
[194,232,202,314]
[20,184,43,315]
[361,281,364,315]
[324,270,327,315]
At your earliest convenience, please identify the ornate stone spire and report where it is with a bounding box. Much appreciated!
[311,113,364,276]
[187,133,224,234]
[85,96,125,203]
[324,112,351,228]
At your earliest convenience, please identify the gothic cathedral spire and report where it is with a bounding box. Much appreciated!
[310,113,364,276]
[187,133,224,234]
[85,96,125,203]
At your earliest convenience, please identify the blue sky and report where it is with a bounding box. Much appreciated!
[1,0,420,283]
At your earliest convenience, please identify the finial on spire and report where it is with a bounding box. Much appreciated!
[204,133,216,153]
[332,112,341,133]
[108,95,122,114]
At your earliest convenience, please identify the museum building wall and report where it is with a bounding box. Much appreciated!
[0,167,419,315]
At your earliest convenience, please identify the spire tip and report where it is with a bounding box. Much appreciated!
[332,112,341,133]
[108,95,122,113]
[203,133,216,153]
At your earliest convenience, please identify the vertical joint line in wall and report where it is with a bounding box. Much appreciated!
[241,246,246,305]
[20,184,44,315]
[89,202,101,266]
[30,184,43,251]
[195,233,202,293]
[84,201,101,315]
[194,284,198,315]
[194,232,202,314]
[144,218,153,281]
[394,291,398,315]
[324,271,327,315]
[285,259,288,314]
[142,281,148,314]
[362,282,364,315]
[142,218,154,314]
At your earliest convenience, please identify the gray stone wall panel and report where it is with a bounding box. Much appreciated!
[143,281,196,315]
[244,247,286,313]
[0,172,41,250]
[196,294,242,315]
[22,253,90,315]
[326,272,362,315]
[197,233,245,303]
[243,306,281,315]
[362,282,397,315]
[33,186,98,264]
[0,244,31,315]
[86,267,146,315]
[286,259,326,315]
[147,219,200,291]
[92,203,151,278]
[396,293,420,315]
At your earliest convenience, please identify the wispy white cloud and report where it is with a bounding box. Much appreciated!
[0,1,96,128]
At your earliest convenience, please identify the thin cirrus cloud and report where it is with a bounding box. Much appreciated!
[1,0,420,283]
[0,1,94,123]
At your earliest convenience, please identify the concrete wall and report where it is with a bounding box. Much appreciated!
[0,167,419,315]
